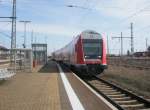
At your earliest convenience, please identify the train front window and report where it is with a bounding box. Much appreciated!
[83,39,102,59]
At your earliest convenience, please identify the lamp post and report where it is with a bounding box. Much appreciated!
[19,20,31,48]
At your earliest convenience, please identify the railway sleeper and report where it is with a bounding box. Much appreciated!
[107,94,126,98]
[104,91,121,95]
[147,99,150,101]
[98,88,114,91]
[111,96,131,101]
[98,86,113,89]
[90,82,107,86]
[96,85,112,88]
[121,103,145,108]
[89,81,110,86]
[89,80,101,84]
[92,83,109,86]
[138,108,150,110]
[101,89,117,92]
[116,100,137,104]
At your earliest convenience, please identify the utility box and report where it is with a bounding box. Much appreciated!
[32,44,47,67]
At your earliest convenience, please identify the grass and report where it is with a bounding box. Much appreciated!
[0,80,5,85]
[101,65,150,98]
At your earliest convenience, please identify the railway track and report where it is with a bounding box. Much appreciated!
[82,76,150,110]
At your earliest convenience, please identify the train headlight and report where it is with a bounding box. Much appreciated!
[98,56,101,58]
[85,56,89,58]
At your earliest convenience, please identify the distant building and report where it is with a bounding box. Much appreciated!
[148,46,150,52]
[133,51,150,57]
[0,45,9,59]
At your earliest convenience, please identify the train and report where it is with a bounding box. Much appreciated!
[52,30,107,75]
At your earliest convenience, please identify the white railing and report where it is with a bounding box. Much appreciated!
[0,68,16,80]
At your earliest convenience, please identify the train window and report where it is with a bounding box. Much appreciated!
[83,39,102,59]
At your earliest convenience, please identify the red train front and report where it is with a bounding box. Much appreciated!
[52,30,107,75]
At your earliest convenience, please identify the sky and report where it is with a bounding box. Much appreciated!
[0,0,150,55]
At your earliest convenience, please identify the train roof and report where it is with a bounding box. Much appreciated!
[82,30,100,34]
[81,30,102,39]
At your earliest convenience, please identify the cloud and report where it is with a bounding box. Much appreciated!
[30,23,81,37]
[94,0,150,25]
[0,22,82,37]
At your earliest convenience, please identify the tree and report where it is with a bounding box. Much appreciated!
[148,46,150,52]
[127,50,130,56]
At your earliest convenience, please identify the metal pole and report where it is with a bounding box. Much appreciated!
[146,38,148,51]
[131,22,134,55]
[107,35,109,55]
[121,32,123,56]
[10,0,16,71]
[31,30,33,45]
[24,22,26,48]
[112,33,130,56]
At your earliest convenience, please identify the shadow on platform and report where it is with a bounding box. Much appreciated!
[38,61,58,73]
[38,60,73,74]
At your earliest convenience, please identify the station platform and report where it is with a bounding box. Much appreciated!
[0,61,116,110]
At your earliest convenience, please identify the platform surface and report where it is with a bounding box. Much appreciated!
[0,61,61,110]
[0,61,114,110]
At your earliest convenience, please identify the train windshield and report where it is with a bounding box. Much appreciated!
[83,39,102,59]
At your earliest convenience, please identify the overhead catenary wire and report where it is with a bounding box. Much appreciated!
[0,22,11,30]
[103,3,150,33]
[0,31,11,38]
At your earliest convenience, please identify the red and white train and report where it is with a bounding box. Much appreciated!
[52,30,107,75]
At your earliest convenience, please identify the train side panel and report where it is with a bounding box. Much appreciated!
[75,36,84,64]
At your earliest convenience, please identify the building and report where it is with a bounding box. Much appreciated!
[32,44,47,67]
[133,51,150,57]
[0,45,9,59]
